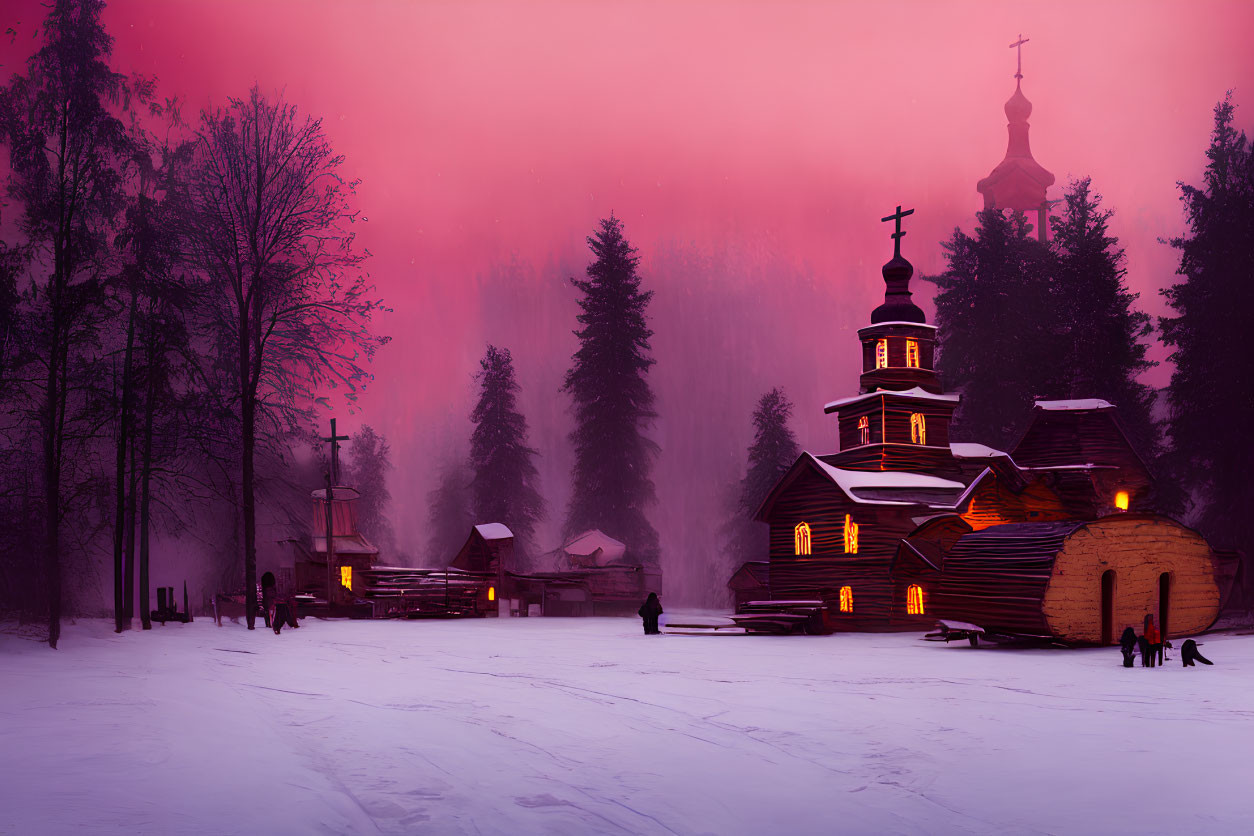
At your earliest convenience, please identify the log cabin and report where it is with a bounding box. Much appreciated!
[750,208,1230,643]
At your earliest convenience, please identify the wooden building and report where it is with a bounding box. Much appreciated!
[748,207,1230,643]
[286,486,380,610]
[727,561,769,613]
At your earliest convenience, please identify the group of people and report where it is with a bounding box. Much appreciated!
[1118,613,1213,668]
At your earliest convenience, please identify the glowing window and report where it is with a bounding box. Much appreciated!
[910,413,927,445]
[857,415,870,446]
[843,514,859,555]
[906,584,925,615]
[1114,491,1130,511]
[839,586,853,613]
[875,339,888,369]
[488,586,496,602]
[340,565,352,589]
[906,339,920,368]
[794,522,812,556]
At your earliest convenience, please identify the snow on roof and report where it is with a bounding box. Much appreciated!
[824,387,960,412]
[562,529,627,561]
[807,454,966,505]
[474,523,514,541]
[312,535,379,555]
[1034,398,1114,411]
[310,486,361,501]
[949,443,1011,459]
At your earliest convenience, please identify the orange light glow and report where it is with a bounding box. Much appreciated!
[340,565,352,589]
[843,514,859,554]
[839,585,853,613]
[794,522,812,556]
[906,339,920,368]
[1114,490,1130,511]
[488,586,496,602]
[910,412,926,445]
[906,584,925,615]
[857,415,870,446]
[875,339,888,369]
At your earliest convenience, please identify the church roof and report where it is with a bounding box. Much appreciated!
[824,386,960,413]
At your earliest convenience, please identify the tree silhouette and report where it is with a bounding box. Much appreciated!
[470,345,544,562]
[1160,94,1254,577]
[563,216,660,564]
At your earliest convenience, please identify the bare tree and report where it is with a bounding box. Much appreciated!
[178,87,387,628]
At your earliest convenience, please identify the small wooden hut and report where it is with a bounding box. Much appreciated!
[894,514,1225,644]
[727,562,769,612]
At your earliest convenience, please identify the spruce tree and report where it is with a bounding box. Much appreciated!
[1160,95,1254,563]
[722,388,800,571]
[563,216,660,565]
[1050,177,1159,460]
[350,425,395,554]
[426,456,474,565]
[927,208,1059,448]
[469,345,544,560]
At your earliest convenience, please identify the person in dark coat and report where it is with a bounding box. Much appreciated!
[261,572,277,629]
[1118,626,1138,668]
[1181,639,1213,667]
[638,593,663,635]
[1137,634,1151,667]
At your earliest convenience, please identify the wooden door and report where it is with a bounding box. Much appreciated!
[1100,570,1115,646]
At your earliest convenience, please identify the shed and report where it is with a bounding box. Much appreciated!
[727,561,770,612]
[894,514,1224,644]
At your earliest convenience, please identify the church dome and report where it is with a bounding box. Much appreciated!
[1004,82,1032,124]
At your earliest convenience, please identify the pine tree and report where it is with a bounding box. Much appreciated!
[0,0,131,647]
[927,208,1059,448]
[469,345,544,560]
[426,455,473,565]
[563,216,660,565]
[1160,95,1254,566]
[1050,177,1160,460]
[349,425,395,554]
[722,388,799,571]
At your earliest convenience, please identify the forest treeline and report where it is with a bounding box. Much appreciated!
[0,0,388,643]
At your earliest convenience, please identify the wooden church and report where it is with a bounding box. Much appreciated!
[750,207,1232,644]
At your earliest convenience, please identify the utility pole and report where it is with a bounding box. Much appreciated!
[321,418,349,611]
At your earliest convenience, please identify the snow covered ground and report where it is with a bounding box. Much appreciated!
[3,616,1252,836]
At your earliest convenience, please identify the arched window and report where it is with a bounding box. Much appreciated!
[794,522,811,556]
[910,413,927,445]
[1114,490,1130,511]
[843,514,859,554]
[906,339,920,368]
[839,586,854,613]
[906,584,925,615]
[857,415,870,446]
[875,339,889,369]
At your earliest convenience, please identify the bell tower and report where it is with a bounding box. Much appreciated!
[975,35,1055,242]
[822,207,960,472]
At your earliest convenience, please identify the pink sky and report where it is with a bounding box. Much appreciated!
[4,1,1252,591]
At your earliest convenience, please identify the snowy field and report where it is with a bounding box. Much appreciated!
[3,616,1253,836]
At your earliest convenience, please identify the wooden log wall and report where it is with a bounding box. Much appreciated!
[920,522,1079,637]
[766,467,920,630]
[1041,515,1219,643]
[960,475,1072,531]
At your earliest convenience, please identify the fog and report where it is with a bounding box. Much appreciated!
[5,0,1251,604]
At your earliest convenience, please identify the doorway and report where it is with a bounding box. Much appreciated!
[1159,572,1171,638]
[1100,570,1116,646]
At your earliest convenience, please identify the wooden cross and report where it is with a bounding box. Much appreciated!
[1010,34,1029,80]
[321,418,350,484]
[880,205,915,258]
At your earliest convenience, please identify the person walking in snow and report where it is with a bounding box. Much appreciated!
[638,592,663,635]
[1119,626,1137,668]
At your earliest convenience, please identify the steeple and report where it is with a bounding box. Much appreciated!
[871,205,925,325]
[976,34,1055,242]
